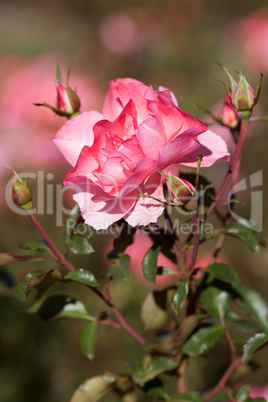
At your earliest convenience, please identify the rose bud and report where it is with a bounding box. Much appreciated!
[35,65,81,118]
[221,95,239,128]
[55,80,81,115]
[232,74,255,112]
[159,171,197,210]
[217,61,263,117]
[11,175,33,211]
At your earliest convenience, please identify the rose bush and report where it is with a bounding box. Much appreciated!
[54,78,229,229]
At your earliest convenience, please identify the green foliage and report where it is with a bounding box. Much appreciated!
[142,245,162,283]
[235,385,250,401]
[232,283,268,331]
[173,277,189,314]
[16,269,62,300]
[182,325,225,356]
[66,234,94,255]
[131,356,178,387]
[65,268,100,287]
[242,333,268,364]
[70,373,117,402]
[108,254,130,280]
[205,263,239,283]
[169,391,203,401]
[200,286,231,318]
[79,321,100,360]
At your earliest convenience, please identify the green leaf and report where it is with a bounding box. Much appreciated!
[142,245,162,283]
[132,357,178,386]
[6,260,62,273]
[173,277,189,314]
[65,203,81,238]
[208,391,230,402]
[235,385,250,401]
[232,283,268,331]
[70,374,116,402]
[140,292,168,330]
[200,286,231,318]
[242,333,268,364]
[20,240,50,252]
[66,234,94,255]
[206,263,239,283]
[108,254,130,280]
[16,270,42,300]
[143,378,169,398]
[35,295,81,321]
[182,325,224,356]
[221,223,260,252]
[65,269,100,287]
[80,321,100,360]
[170,391,203,401]
[55,300,94,321]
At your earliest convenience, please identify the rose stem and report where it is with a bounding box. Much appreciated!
[203,357,242,401]
[203,118,249,220]
[28,212,75,271]
[28,213,146,344]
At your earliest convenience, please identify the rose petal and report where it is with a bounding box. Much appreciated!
[103,78,150,124]
[179,129,230,167]
[73,178,136,230]
[53,111,103,166]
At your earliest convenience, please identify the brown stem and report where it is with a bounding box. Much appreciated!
[188,211,200,271]
[203,118,249,221]
[90,287,146,345]
[28,213,75,271]
[220,316,237,362]
[177,357,188,394]
[203,357,242,401]
[28,213,146,345]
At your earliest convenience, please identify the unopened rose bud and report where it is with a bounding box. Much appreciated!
[11,176,33,211]
[221,95,239,128]
[159,171,197,209]
[55,81,81,115]
[35,65,81,118]
[232,75,255,112]
[217,62,262,117]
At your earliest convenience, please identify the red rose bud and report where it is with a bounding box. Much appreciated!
[232,75,255,112]
[11,176,33,210]
[221,95,239,128]
[159,171,196,207]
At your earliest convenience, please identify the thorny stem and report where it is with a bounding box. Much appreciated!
[203,357,242,401]
[203,118,249,220]
[28,212,146,345]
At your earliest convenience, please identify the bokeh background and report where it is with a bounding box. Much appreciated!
[1,0,268,401]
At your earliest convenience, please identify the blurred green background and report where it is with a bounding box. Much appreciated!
[0,0,268,401]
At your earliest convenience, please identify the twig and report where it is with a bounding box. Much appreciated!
[203,357,242,401]
[28,213,75,271]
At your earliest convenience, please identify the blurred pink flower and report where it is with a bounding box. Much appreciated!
[98,13,141,56]
[234,9,268,72]
[107,229,226,289]
[249,384,268,399]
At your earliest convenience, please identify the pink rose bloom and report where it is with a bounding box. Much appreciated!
[249,384,268,399]
[54,78,229,229]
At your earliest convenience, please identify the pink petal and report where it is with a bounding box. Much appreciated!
[64,145,99,184]
[53,111,103,166]
[137,115,166,159]
[156,136,201,171]
[73,178,136,230]
[103,78,150,124]
[125,172,165,227]
[179,129,230,167]
[119,157,156,197]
